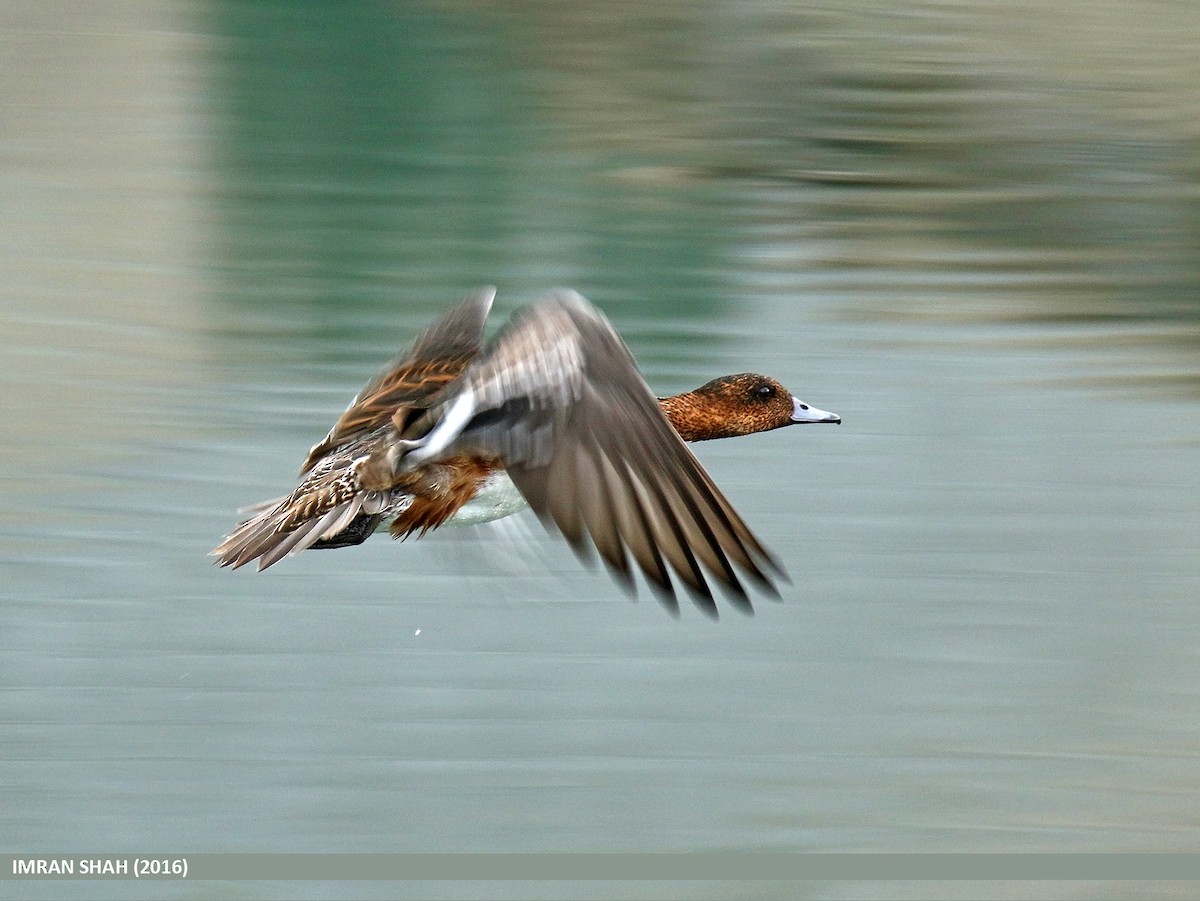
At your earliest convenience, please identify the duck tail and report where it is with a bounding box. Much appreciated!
[210,489,369,571]
[210,454,389,571]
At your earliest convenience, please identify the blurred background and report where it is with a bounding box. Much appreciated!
[3,1,1199,899]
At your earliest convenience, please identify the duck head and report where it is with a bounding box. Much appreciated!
[660,373,840,442]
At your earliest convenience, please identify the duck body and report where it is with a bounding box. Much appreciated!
[212,287,839,616]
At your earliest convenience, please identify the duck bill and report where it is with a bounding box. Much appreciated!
[790,397,840,424]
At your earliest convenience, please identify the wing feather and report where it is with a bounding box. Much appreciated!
[300,286,495,472]
[401,289,785,614]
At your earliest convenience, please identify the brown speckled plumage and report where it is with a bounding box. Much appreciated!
[212,287,839,617]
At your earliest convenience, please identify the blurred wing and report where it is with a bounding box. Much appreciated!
[300,286,496,473]
[410,289,786,617]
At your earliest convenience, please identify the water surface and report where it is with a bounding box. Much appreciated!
[3,2,1199,899]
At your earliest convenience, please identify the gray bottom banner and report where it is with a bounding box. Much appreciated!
[3,853,1198,881]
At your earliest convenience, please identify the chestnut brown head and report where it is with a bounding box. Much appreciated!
[660,373,840,442]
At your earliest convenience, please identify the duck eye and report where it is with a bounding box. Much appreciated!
[756,384,774,398]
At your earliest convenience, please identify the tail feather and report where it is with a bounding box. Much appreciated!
[211,493,366,571]
[253,499,361,570]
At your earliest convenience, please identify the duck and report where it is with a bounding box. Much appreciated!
[211,287,840,617]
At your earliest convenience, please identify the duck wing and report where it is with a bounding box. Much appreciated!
[214,287,496,571]
[300,286,496,473]
[390,289,786,617]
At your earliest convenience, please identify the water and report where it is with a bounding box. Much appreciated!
[3,1,1199,899]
